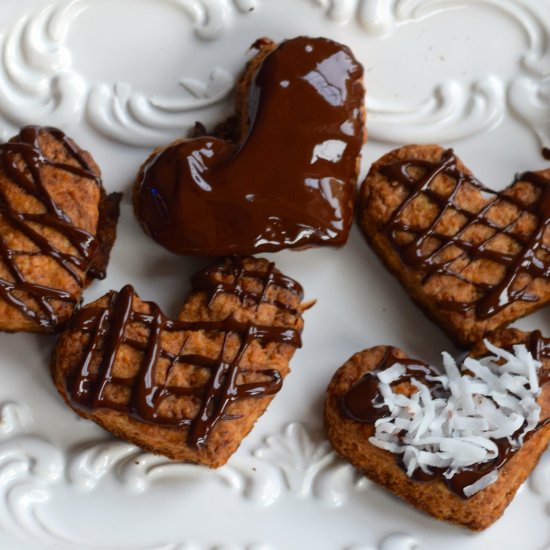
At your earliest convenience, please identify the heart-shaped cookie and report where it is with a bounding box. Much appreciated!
[359,145,550,347]
[51,257,304,467]
[133,36,365,256]
[325,328,550,530]
[0,126,121,332]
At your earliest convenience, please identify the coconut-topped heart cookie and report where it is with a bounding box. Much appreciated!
[51,257,305,467]
[359,145,550,347]
[0,126,121,332]
[325,328,550,530]
[134,36,365,256]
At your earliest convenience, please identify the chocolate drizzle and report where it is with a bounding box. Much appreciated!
[65,258,303,448]
[342,349,439,423]
[0,126,102,328]
[380,149,550,318]
[134,36,364,256]
[340,332,550,498]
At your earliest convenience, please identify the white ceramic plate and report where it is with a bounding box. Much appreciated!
[0,1,549,548]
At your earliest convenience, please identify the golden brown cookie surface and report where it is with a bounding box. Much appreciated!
[51,257,305,467]
[325,328,550,531]
[359,145,550,347]
[0,125,121,332]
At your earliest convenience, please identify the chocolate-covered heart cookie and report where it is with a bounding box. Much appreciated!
[51,257,304,467]
[134,36,365,256]
[0,126,120,332]
[325,328,550,530]
[359,145,550,347]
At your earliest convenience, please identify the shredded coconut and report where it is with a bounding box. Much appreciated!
[368,341,542,495]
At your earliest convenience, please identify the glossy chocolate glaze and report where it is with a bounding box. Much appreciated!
[134,36,364,256]
[379,149,550,319]
[340,332,550,498]
[65,258,303,448]
[0,126,103,329]
[342,349,440,423]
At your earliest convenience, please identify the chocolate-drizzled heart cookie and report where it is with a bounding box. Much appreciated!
[359,145,550,347]
[325,328,550,530]
[51,257,304,467]
[134,36,365,256]
[0,126,121,332]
